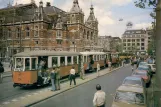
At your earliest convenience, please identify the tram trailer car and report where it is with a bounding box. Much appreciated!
[80,52,107,73]
[12,51,81,88]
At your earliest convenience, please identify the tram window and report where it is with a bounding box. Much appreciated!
[97,55,99,60]
[67,56,72,65]
[32,58,37,70]
[94,55,97,61]
[60,57,65,66]
[25,58,30,70]
[84,56,87,62]
[73,56,77,64]
[52,57,58,66]
[16,58,23,69]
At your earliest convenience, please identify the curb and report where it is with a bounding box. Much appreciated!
[25,66,124,107]
[2,74,12,78]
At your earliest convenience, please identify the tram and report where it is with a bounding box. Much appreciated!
[12,51,81,87]
[80,52,107,72]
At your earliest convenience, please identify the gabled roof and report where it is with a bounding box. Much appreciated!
[86,5,97,22]
[43,6,66,15]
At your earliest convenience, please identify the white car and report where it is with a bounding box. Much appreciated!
[147,64,156,73]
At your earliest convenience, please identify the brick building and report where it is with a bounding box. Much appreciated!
[0,0,102,58]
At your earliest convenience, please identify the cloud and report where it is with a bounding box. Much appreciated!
[13,0,54,6]
[134,23,152,29]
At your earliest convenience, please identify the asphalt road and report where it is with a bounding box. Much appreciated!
[32,66,132,107]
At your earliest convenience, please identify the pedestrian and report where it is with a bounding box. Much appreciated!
[50,66,56,91]
[97,62,100,77]
[55,66,61,90]
[93,84,106,107]
[108,60,112,71]
[0,62,4,83]
[69,66,76,86]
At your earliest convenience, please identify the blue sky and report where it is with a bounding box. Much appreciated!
[0,0,153,37]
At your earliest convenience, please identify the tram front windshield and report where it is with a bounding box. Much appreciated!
[14,57,37,71]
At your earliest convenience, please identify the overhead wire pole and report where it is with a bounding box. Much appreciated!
[154,0,161,106]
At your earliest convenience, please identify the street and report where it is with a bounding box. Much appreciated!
[32,66,132,107]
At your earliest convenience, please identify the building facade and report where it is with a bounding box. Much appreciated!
[98,36,121,52]
[98,36,112,52]
[0,0,102,58]
[122,29,152,54]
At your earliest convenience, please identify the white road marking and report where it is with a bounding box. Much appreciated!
[11,99,18,102]
[27,95,32,97]
[33,93,38,95]
[20,97,25,99]
[2,102,10,105]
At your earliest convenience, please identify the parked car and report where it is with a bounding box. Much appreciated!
[137,66,153,77]
[122,76,144,87]
[132,71,151,88]
[147,64,156,73]
[112,85,146,107]
[138,62,148,67]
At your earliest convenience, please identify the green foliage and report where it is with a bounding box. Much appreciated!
[134,0,157,8]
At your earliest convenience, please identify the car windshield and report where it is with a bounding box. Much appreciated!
[138,67,149,71]
[123,79,142,86]
[139,62,147,66]
[134,72,147,77]
[115,91,144,105]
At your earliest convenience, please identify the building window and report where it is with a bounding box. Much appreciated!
[17,28,20,38]
[87,31,89,39]
[141,43,144,46]
[35,41,39,45]
[57,40,62,44]
[137,39,140,42]
[124,43,126,46]
[56,30,62,38]
[34,26,38,37]
[137,43,140,46]
[141,47,145,50]
[123,39,126,42]
[141,39,144,42]
[26,27,30,37]
[132,39,135,42]
[141,35,144,37]
[127,39,131,42]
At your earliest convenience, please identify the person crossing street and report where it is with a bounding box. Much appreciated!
[93,84,106,107]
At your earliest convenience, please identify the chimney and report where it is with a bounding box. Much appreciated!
[46,2,51,7]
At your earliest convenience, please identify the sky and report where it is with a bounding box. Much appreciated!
[0,0,154,37]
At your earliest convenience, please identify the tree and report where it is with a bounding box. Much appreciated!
[135,0,161,106]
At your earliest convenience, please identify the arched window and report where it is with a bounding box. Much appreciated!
[26,27,30,37]
[8,29,11,38]
[87,31,89,40]
[35,26,38,37]
[17,28,20,38]
[91,32,93,40]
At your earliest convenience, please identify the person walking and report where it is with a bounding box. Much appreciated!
[0,62,4,83]
[97,62,100,77]
[55,66,61,90]
[50,66,56,91]
[108,60,112,71]
[93,84,106,107]
[69,66,76,86]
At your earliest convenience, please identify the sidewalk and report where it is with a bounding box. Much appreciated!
[0,66,125,107]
